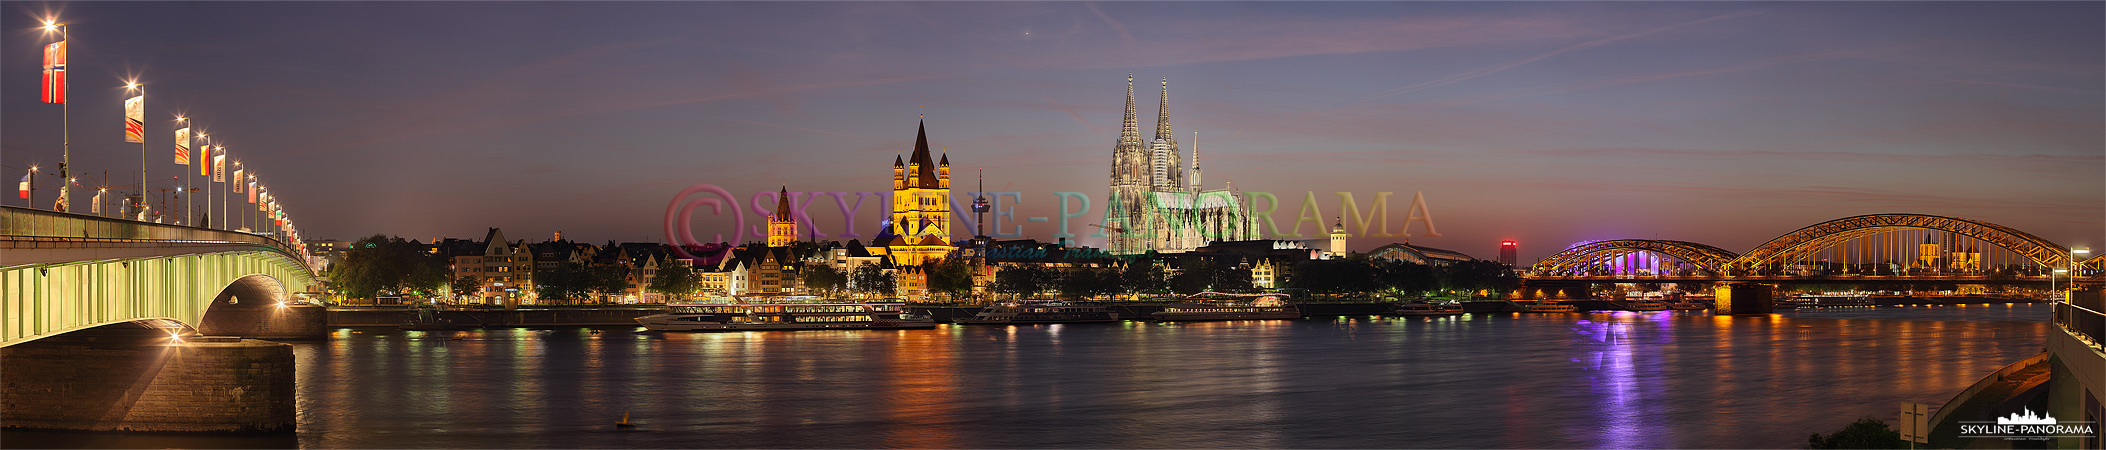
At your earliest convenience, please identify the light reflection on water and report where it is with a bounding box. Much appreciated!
[2,305,2046,448]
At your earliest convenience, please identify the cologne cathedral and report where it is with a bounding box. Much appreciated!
[1104,76,1259,255]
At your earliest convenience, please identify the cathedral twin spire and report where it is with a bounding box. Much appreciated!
[1114,74,1193,192]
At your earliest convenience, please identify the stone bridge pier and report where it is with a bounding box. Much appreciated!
[1,325,295,433]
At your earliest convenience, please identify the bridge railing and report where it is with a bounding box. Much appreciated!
[0,206,297,257]
[2055,302,2104,352]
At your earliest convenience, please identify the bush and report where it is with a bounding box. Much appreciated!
[1807,417,1908,449]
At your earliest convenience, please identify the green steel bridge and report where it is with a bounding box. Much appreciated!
[0,206,316,347]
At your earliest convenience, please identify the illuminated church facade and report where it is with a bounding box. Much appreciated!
[1105,76,1260,255]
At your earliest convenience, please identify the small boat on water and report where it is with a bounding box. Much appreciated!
[1666,301,1710,311]
[954,300,1120,324]
[1617,300,1670,311]
[635,299,935,331]
[1393,302,1463,317]
[1519,302,1577,313]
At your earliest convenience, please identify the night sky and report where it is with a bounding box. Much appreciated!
[4,2,2100,262]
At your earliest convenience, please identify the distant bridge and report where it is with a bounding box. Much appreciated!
[1528,213,2104,282]
[1,206,316,346]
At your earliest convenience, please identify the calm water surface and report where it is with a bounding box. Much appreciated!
[12,305,2052,448]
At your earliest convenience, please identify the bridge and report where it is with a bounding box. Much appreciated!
[1522,213,2104,312]
[1,206,322,433]
[2,206,319,347]
[1529,214,2103,279]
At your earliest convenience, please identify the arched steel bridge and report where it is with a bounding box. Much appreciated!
[1,206,316,346]
[1530,213,2104,279]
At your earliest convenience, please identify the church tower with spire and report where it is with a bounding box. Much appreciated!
[1104,75,1256,255]
[1188,130,1202,192]
[888,118,953,267]
[1150,77,1183,188]
[768,185,797,247]
[1107,74,1153,255]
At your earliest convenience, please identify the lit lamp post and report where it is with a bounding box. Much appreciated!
[177,116,190,226]
[22,166,36,207]
[2071,248,2091,301]
[41,20,70,213]
[126,81,144,218]
[231,161,242,230]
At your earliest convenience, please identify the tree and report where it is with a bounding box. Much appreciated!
[1293,258,1379,295]
[535,262,588,304]
[1120,259,1167,294]
[995,265,1058,299]
[1058,267,1122,300]
[1170,258,1250,295]
[1376,260,1439,297]
[799,265,847,297]
[452,276,480,300]
[852,264,897,297]
[925,258,977,301]
[586,265,630,303]
[329,235,449,300]
[650,263,701,301]
[1440,260,1519,298]
[1807,417,1907,449]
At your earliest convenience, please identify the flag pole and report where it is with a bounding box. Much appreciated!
[57,23,70,213]
[132,84,145,219]
[233,161,242,230]
[179,117,190,226]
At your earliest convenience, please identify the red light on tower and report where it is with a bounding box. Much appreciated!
[1499,240,1518,267]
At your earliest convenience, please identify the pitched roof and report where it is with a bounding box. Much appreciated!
[907,121,940,189]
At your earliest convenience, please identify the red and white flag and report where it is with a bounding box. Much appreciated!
[17,172,30,199]
[124,95,144,143]
[233,168,244,193]
[175,127,191,165]
[90,190,101,214]
[248,180,257,203]
[212,147,226,182]
[41,41,65,104]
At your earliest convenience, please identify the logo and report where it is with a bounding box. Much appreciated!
[1959,407,2095,441]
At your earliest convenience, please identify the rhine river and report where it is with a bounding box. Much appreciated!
[15,304,2049,448]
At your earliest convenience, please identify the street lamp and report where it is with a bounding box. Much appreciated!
[2071,248,2091,301]
[126,82,145,219]
[40,19,69,213]
[177,116,190,225]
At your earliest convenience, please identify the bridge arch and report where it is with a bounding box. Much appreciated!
[4,207,316,346]
[2,250,315,346]
[1530,239,1739,276]
[1728,213,2069,275]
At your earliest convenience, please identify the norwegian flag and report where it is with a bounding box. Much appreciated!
[41,41,65,104]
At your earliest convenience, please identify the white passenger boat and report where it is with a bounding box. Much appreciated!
[954,300,1120,324]
[635,300,935,331]
[1152,303,1300,321]
[1393,302,1464,317]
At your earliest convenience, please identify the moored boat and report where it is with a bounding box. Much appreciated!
[953,300,1120,324]
[1152,302,1300,321]
[1519,302,1578,313]
[1393,302,1464,317]
[636,300,935,331]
